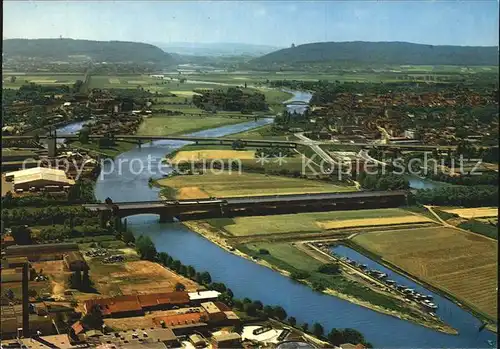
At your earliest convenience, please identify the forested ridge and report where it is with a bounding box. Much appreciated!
[3,38,173,64]
[253,41,498,66]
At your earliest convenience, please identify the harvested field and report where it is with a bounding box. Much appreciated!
[177,187,210,199]
[109,78,121,84]
[170,149,255,163]
[157,172,357,199]
[352,226,498,320]
[441,207,498,219]
[127,80,147,84]
[317,215,433,230]
[170,90,202,96]
[206,208,415,236]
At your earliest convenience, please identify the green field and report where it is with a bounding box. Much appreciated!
[225,124,292,141]
[157,171,357,200]
[2,74,82,89]
[207,208,411,236]
[136,114,244,136]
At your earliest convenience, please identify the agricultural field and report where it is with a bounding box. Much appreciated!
[2,74,82,88]
[157,172,358,199]
[441,207,498,219]
[136,114,244,136]
[206,208,416,236]
[316,215,433,230]
[170,149,256,163]
[352,226,498,320]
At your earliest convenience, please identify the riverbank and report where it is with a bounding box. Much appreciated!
[182,220,458,335]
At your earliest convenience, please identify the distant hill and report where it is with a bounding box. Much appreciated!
[3,38,173,64]
[252,41,499,66]
[154,42,282,57]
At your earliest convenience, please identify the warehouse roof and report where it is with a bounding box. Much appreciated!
[188,290,221,301]
[6,167,74,186]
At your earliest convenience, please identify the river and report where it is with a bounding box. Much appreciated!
[56,90,496,348]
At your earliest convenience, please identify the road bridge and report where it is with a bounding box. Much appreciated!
[283,101,309,105]
[84,191,409,226]
[3,134,299,149]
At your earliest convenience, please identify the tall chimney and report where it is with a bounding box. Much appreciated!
[22,262,30,337]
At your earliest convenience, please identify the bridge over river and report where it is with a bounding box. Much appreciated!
[84,190,408,225]
[5,133,498,155]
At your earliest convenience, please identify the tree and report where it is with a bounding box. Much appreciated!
[327,329,344,345]
[263,305,274,317]
[317,263,340,275]
[273,306,287,320]
[187,265,196,278]
[79,127,90,144]
[171,260,181,272]
[82,305,104,329]
[243,302,258,316]
[10,76,16,83]
[122,229,135,244]
[200,271,212,285]
[301,323,309,332]
[69,270,82,290]
[135,235,157,261]
[252,300,263,311]
[233,299,243,310]
[11,225,32,245]
[312,323,324,338]
[82,269,92,291]
[174,282,186,291]
[342,328,365,345]
[290,270,310,280]
[288,316,297,326]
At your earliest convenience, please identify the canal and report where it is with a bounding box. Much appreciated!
[85,90,496,348]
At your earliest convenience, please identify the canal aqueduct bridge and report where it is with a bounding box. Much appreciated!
[84,191,409,226]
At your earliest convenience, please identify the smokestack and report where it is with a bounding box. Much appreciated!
[22,262,29,337]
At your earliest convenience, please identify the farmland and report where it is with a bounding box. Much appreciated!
[205,208,419,236]
[2,73,82,88]
[170,149,256,163]
[316,215,433,230]
[441,207,498,219]
[156,172,358,199]
[352,226,498,320]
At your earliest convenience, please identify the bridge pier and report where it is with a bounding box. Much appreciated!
[159,213,174,223]
[99,211,112,228]
[137,139,142,148]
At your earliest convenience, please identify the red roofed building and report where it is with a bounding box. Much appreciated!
[83,292,190,318]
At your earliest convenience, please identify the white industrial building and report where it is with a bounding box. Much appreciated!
[5,167,75,192]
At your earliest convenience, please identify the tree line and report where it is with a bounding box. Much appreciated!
[193,87,268,113]
[413,185,498,207]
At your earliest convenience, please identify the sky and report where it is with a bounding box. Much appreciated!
[3,1,499,47]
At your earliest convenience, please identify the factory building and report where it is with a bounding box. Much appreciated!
[5,167,74,192]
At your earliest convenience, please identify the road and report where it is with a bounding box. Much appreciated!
[295,133,339,166]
